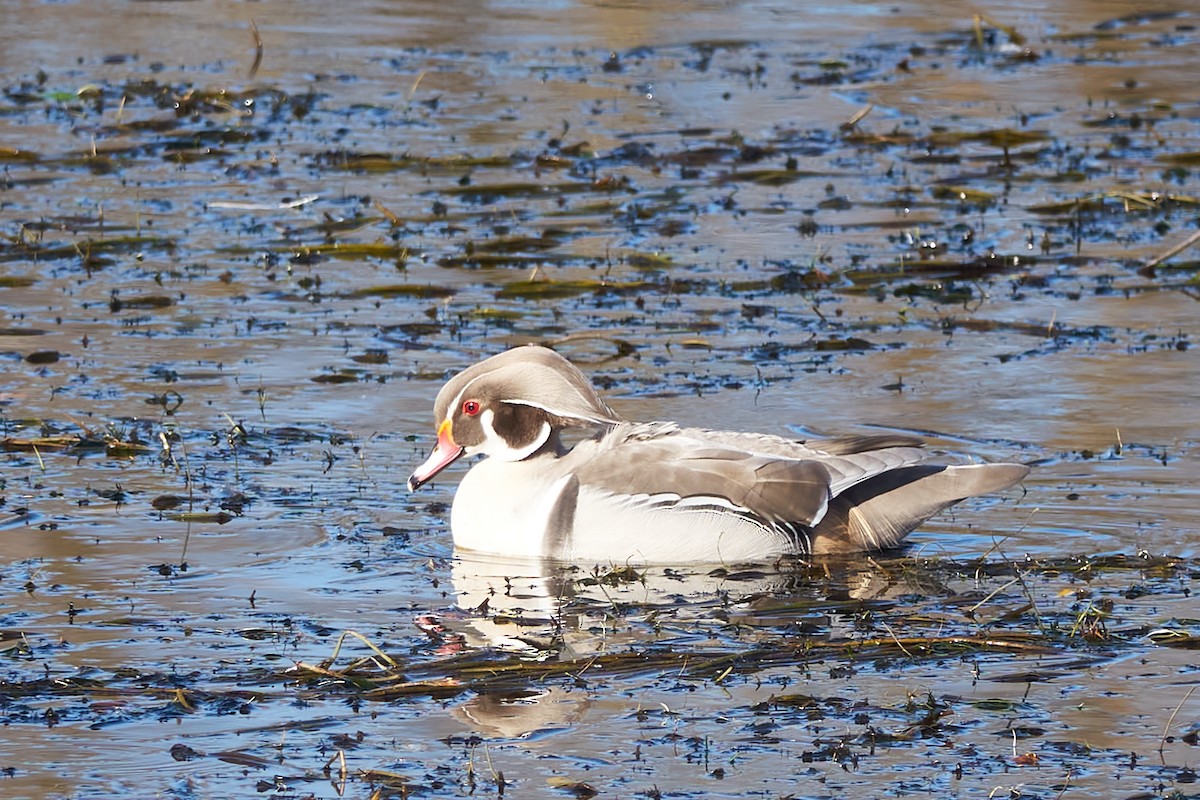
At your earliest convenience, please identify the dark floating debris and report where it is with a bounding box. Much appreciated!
[23,350,61,365]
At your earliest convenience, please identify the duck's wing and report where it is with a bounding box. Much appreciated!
[569,425,925,531]
[680,428,927,461]
[669,426,1029,552]
[567,423,1028,555]
[566,425,832,537]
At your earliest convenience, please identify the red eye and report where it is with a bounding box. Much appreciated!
[462,400,481,416]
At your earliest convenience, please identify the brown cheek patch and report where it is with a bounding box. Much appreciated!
[492,403,547,450]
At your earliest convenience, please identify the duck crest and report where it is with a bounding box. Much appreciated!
[435,345,619,431]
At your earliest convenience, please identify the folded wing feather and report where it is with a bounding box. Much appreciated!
[568,422,1028,555]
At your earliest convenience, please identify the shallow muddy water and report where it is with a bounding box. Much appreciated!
[1,0,1199,798]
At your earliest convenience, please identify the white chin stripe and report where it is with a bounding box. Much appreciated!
[479,409,551,461]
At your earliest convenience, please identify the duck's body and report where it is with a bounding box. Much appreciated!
[409,346,1028,564]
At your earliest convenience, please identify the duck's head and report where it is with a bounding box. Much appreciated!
[407,345,621,491]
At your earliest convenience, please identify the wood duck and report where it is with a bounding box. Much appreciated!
[408,345,1028,564]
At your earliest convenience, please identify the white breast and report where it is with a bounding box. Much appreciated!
[450,458,573,558]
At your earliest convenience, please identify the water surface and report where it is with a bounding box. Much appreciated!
[1,0,1198,797]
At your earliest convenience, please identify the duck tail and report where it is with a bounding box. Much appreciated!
[811,463,1029,553]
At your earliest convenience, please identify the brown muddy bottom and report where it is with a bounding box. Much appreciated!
[1,1,1198,798]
